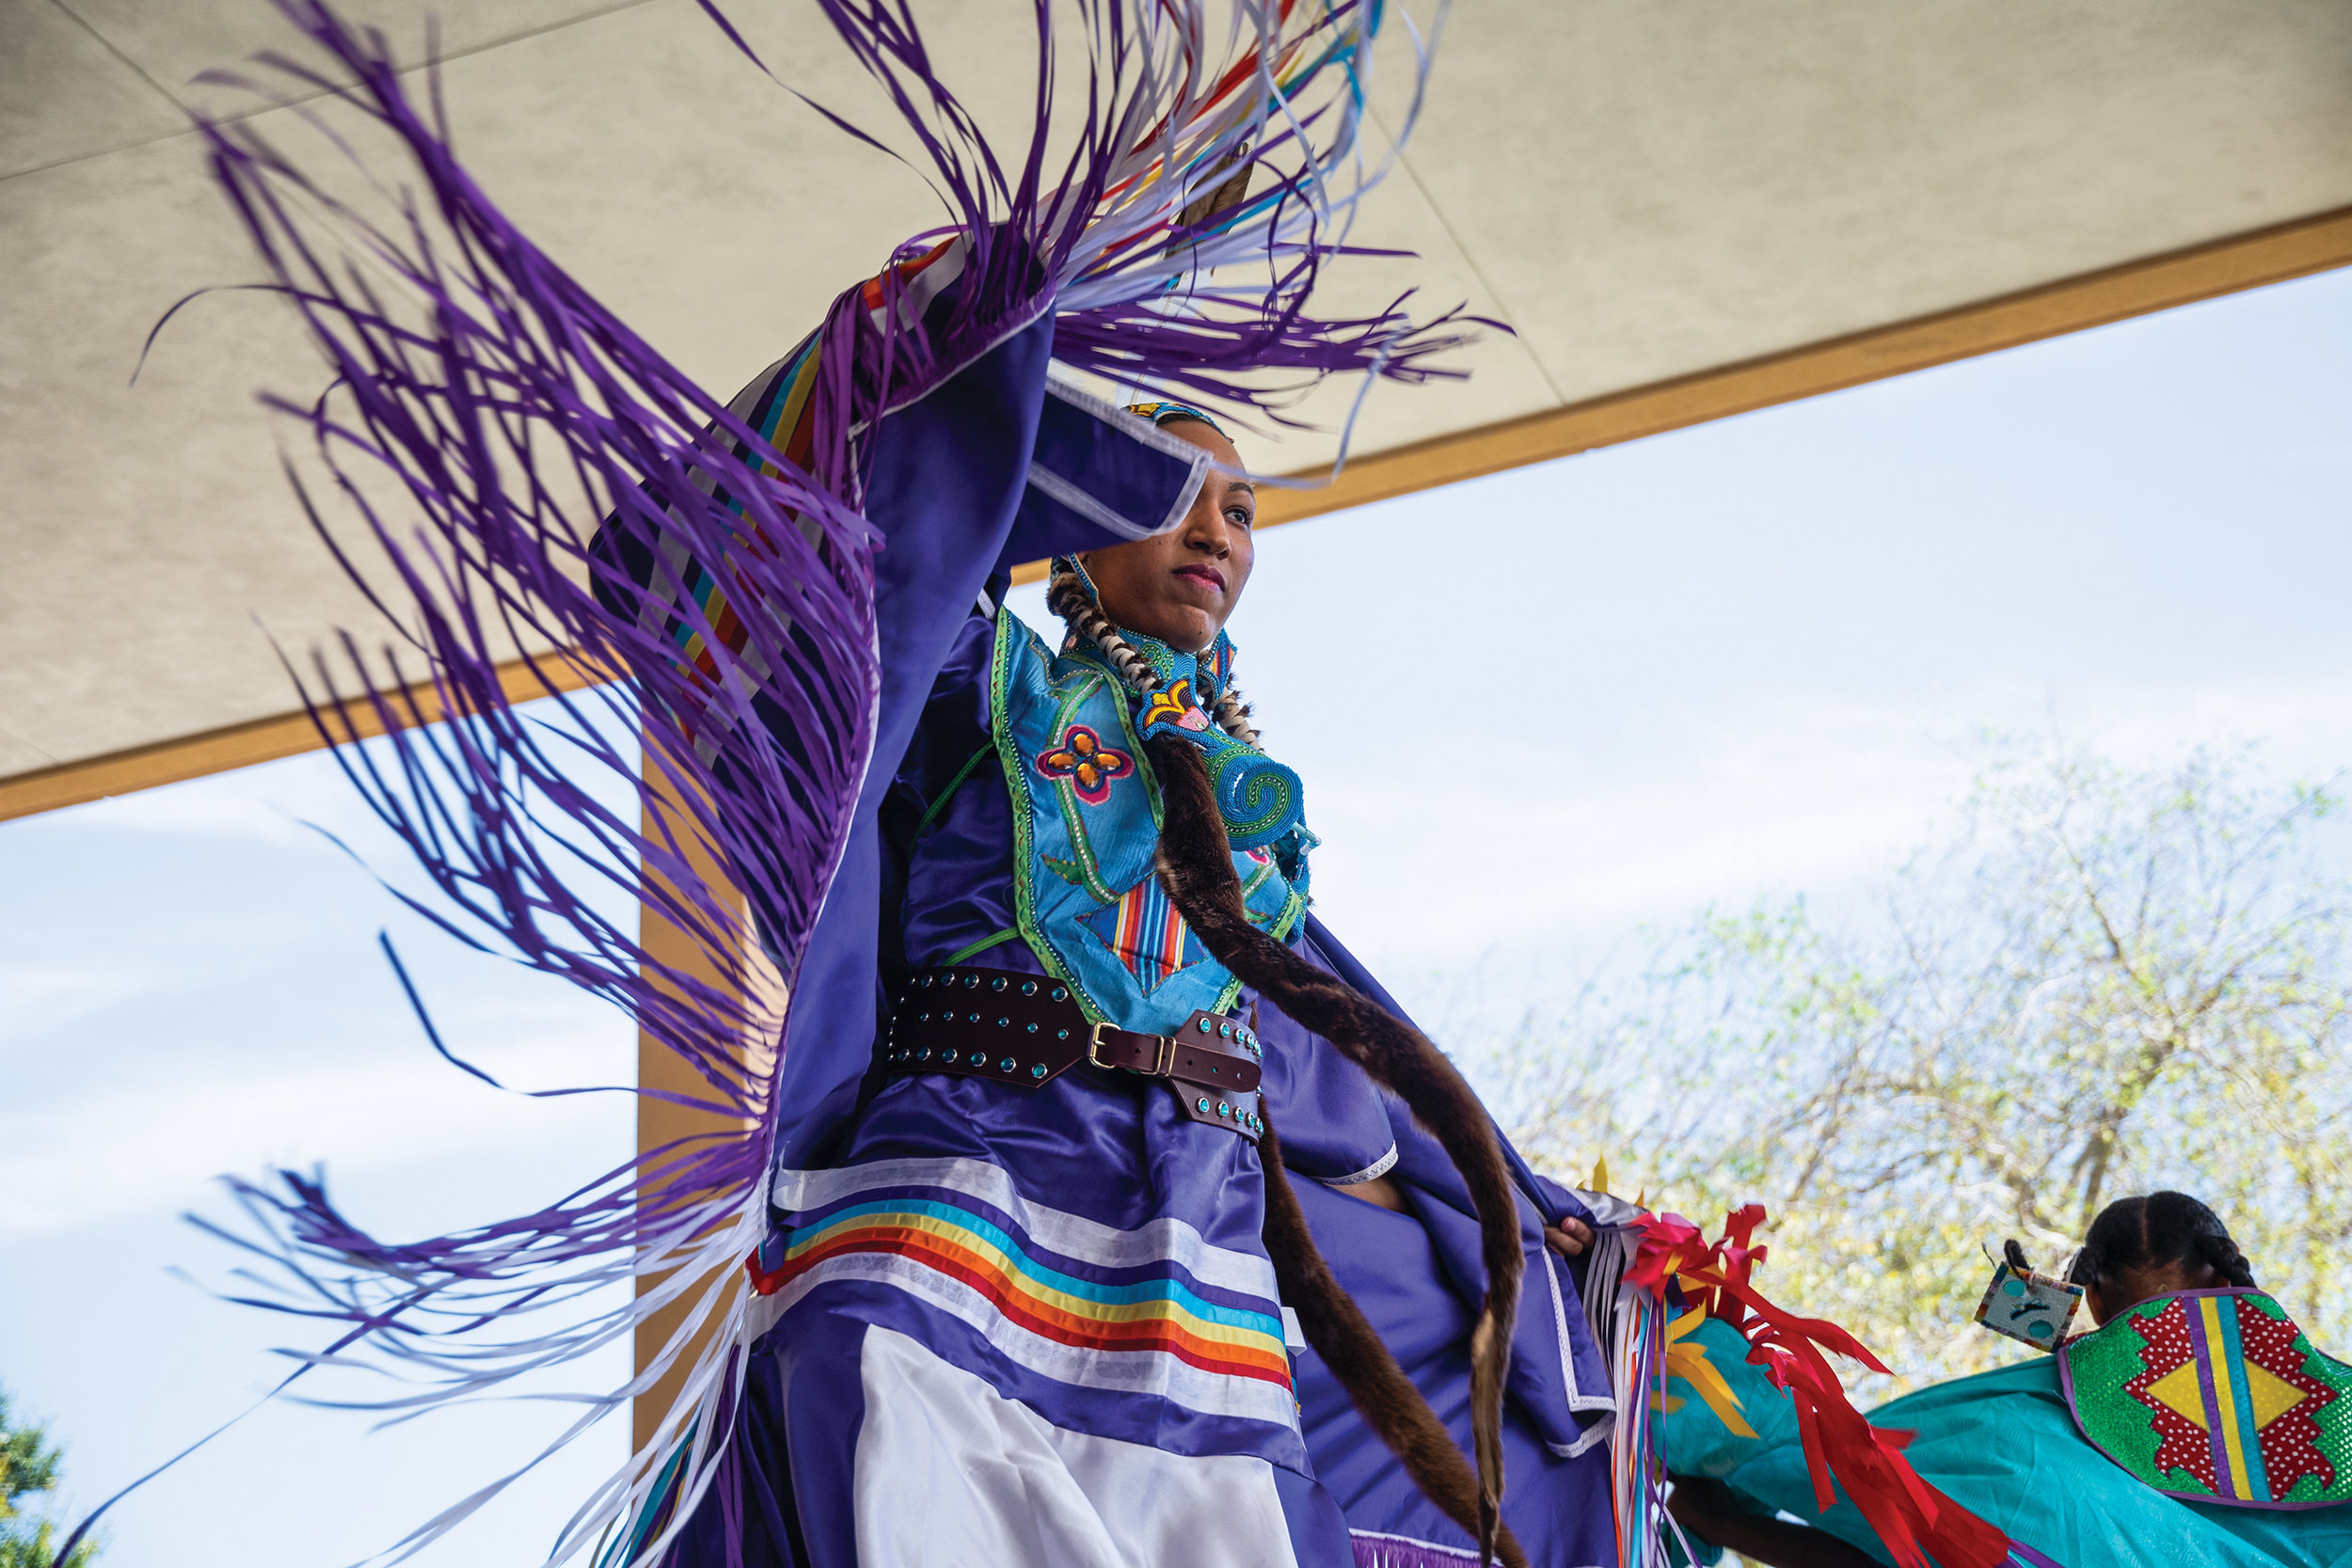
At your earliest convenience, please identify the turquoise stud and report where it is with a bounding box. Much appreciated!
[1196,1097,1211,1113]
[998,1057,1015,1072]
[1030,1063,1047,1080]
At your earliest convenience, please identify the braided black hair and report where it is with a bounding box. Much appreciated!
[1145,734,1529,1568]
[2062,1191,2257,1294]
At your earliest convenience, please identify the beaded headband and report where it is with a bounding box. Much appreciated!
[1123,400,1231,440]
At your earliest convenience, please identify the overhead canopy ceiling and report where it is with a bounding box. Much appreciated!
[3,0,2348,797]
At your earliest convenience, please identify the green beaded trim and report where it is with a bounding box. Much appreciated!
[993,612,1111,1024]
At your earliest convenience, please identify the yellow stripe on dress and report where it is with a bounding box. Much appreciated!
[2200,1295,2256,1498]
[796,1208,1283,1359]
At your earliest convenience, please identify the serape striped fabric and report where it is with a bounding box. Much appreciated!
[1080,873,1204,991]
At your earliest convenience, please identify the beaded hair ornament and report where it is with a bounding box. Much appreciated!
[1121,399,1232,440]
[1046,553,1259,748]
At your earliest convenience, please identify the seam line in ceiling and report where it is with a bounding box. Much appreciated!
[0,719,63,769]
[1,0,661,190]
[50,0,183,117]
[1370,103,1569,410]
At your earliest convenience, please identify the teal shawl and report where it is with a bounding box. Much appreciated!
[1662,1314,2352,1568]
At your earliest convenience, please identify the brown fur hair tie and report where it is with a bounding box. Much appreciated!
[1145,733,1528,1568]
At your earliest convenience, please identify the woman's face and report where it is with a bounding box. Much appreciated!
[1081,419,1255,654]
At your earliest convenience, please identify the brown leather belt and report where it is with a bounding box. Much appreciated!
[880,964,1264,1139]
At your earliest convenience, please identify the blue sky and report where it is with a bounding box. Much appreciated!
[3,263,2348,1567]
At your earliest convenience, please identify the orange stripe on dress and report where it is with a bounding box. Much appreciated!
[787,1231,1290,1386]
[774,1227,1292,1386]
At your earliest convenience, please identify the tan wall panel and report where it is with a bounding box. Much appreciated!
[631,768,775,1456]
[1390,0,2352,405]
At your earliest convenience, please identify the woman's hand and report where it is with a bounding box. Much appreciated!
[1544,1216,1595,1258]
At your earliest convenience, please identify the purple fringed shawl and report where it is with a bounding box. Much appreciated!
[90,2,1488,1563]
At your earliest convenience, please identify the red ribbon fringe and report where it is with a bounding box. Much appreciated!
[1630,1205,2010,1568]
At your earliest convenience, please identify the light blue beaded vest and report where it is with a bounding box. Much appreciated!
[990,608,1311,1034]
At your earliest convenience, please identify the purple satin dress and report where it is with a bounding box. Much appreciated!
[586,287,1617,1565]
[659,594,1619,1568]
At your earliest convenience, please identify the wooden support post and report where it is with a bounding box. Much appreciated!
[633,767,780,1455]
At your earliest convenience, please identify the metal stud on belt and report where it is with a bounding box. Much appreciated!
[879,964,1265,1139]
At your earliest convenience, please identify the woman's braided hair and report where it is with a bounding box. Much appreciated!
[1044,540,1527,1559]
[2055,1191,2257,1293]
[1046,563,1261,746]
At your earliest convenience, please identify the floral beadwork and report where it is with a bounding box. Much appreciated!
[1139,678,1212,735]
[1034,726,1133,804]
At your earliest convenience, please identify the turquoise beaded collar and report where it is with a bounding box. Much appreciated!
[1049,556,1308,860]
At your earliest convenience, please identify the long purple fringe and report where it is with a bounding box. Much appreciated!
[72,2,1486,1563]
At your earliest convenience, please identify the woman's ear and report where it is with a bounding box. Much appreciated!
[2085,1279,2118,1326]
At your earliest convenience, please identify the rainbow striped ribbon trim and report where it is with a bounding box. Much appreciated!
[650,240,966,716]
[760,1156,1297,1428]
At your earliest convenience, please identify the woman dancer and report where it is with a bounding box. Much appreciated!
[621,397,1621,1567]
[146,6,1633,1567]
[130,7,1985,1567]
[1662,1194,2352,1568]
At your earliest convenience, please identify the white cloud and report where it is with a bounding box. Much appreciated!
[1304,675,2352,980]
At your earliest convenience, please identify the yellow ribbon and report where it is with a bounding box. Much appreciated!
[1654,1304,1758,1438]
